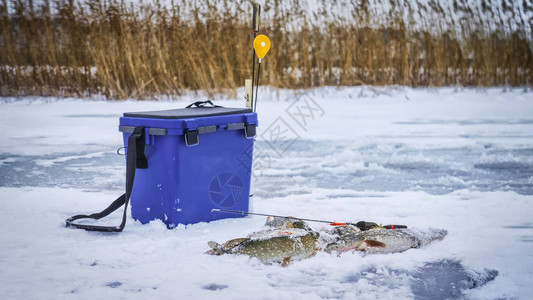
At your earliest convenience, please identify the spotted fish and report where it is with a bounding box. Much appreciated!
[207,218,447,264]
[207,228,320,265]
[324,225,448,254]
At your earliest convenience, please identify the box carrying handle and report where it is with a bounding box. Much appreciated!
[185,100,222,108]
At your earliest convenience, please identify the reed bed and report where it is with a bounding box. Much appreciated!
[0,0,531,99]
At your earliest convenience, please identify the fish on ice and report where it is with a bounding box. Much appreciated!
[324,225,448,254]
[207,217,447,265]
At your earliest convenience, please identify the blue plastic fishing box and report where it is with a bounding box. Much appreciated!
[119,102,257,228]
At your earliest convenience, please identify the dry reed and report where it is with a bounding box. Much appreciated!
[0,0,531,99]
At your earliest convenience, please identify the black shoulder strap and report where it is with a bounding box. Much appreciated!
[65,127,147,232]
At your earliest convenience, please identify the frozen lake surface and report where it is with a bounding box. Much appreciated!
[1,87,532,299]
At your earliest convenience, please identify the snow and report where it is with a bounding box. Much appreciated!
[1,86,533,299]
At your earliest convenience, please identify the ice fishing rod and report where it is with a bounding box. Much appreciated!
[252,35,270,112]
[211,209,407,231]
[250,3,260,109]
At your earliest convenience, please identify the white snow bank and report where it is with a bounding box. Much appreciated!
[1,86,533,299]
[0,187,531,299]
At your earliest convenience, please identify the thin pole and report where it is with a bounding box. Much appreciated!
[251,32,256,107]
[212,208,334,224]
[254,60,261,112]
[211,209,408,230]
[251,3,260,110]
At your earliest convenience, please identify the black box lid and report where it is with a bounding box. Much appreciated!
[123,107,253,119]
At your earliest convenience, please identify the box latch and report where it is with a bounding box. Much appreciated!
[244,123,256,139]
[184,129,199,146]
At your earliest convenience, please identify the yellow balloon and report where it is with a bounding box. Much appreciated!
[253,35,271,59]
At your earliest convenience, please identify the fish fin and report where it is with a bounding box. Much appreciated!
[281,257,291,267]
[340,241,363,254]
[362,240,386,248]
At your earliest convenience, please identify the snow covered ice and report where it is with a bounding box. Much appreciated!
[1,87,533,299]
